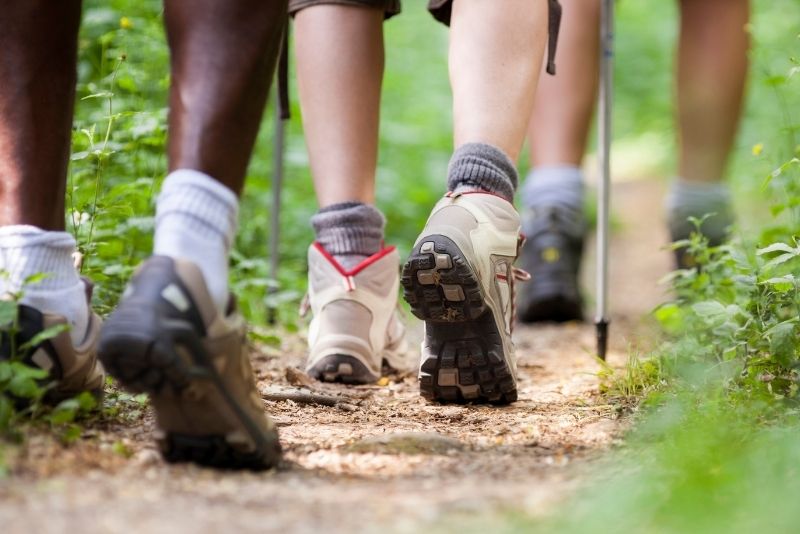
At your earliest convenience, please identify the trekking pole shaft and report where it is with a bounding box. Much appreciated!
[596,0,614,360]
[268,101,284,325]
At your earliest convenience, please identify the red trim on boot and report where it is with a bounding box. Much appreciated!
[312,242,397,277]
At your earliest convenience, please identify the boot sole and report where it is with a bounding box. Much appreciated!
[99,310,280,470]
[306,354,379,385]
[402,235,517,404]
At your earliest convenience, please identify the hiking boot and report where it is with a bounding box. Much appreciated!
[99,256,280,470]
[401,192,525,404]
[304,243,410,384]
[0,280,105,403]
[517,207,585,323]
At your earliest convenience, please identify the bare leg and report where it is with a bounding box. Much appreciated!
[294,5,384,208]
[529,0,600,167]
[676,0,749,183]
[516,1,599,324]
[449,0,547,161]
[164,0,287,194]
[0,0,82,230]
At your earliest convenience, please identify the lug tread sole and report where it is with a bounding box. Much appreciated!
[306,354,379,385]
[402,234,517,405]
[99,310,280,471]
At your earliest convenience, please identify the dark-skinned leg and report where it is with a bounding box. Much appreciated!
[0,1,105,396]
[99,0,287,470]
[0,0,81,230]
[164,0,287,194]
[151,0,288,312]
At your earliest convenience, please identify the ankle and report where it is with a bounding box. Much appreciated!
[446,143,518,203]
[521,165,585,225]
[154,169,238,314]
[311,202,385,269]
[665,178,733,241]
[0,225,89,345]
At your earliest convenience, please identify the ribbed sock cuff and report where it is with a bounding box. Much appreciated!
[311,202,385,262]
[522,165,584,213]
[665,178,733,242]
[0,225,80,293]
[446,143,518,203]
[155,169,239,251]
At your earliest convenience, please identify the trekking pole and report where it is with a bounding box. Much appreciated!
[267,101,285,325]
[595,0,614,360]
[267,25,290,325]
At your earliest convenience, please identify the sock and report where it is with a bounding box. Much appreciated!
[154,169,238,314]
[311,202,385,269]
[521,165,585,233]
[665,178,733,243]
[0,226,89,346]
[446,143,518,203]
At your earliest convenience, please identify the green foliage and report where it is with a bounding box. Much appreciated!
[0,290,99,457]
[501,26,800,533]
[652,172,800,400]
[597,350,665,406]
[70,1,168,315]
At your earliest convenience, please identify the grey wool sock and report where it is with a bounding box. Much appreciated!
[522,165,584,214]
[665,178,733,243]
[521,165,586,238]
[446,143,519,203]
[311,202,385,269]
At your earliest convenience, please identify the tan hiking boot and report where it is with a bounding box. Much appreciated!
[0,280,105,402]
[401,192,527,404]
[99,256,280,470]
[304,243,410,384]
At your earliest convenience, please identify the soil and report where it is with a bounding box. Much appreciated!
[0,179,672,533]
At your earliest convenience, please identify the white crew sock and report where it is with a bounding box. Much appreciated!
[0,226,89,347]
[154,169,239,314]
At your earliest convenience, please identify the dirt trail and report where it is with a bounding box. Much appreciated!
[0,180,672,533]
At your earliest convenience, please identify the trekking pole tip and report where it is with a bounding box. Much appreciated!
[595,318,609,361]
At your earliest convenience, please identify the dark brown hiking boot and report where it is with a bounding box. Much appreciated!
[99,256,280,470]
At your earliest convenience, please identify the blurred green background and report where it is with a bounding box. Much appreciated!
[70,0,799,326]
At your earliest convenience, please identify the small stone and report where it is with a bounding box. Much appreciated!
[337,403,358,412]
[133,449,162,467]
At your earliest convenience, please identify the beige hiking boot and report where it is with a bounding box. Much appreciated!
[99,256,280,470]
[304,243,410,384]
[401,192,527,404]
[0,280,105,402]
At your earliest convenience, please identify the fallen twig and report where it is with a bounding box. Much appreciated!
[261,386,348,408]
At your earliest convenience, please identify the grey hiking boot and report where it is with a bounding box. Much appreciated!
[304,243,410,384]
[0,280,105,403]
[517,206,585,323]
[99,256,280,470]
[401,192,527,404]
